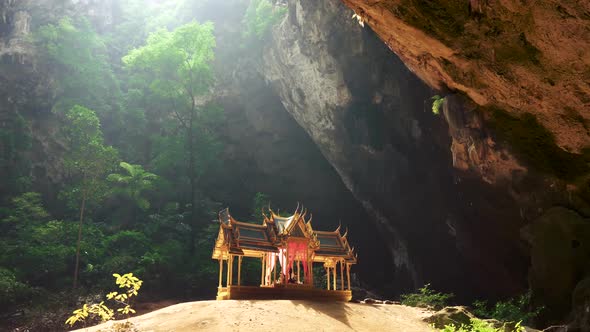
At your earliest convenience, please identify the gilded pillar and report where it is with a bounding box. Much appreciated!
[218,258,223,288]
[238,256,242,286]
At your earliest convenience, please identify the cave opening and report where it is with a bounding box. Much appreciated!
[5,0,585,330]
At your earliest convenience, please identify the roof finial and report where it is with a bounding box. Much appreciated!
[261,206,269,221]
[335,222,341,234]
[300,208,307,220]
[343,227,348,238]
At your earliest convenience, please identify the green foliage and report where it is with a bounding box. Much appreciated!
[61,105,119,184]
[122,21,222,180]
[123,21,223,248]
[0,267,31,308]
[313,264,328,289]
[0,192,105,289]
[35,17,120,116]
[440,318,524,332]
[60,105,118,288]
[243,0,287,39]
[1,3,236,327]
[0,112,32,197]
[472,292,543,326]
[66,272,142,327]
[1,192,49,226]
[489,107,590,180]
[58,105,118,227]
[108,162,158,210]
[400,283,454,310]
[65,302,114,328]
[431,95,444,115]
[251,192,270,221]
[104,231,150,258]
[123,21,216,99]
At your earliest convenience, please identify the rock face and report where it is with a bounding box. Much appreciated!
[424,306,475,329]
[3,0,589,324]
[263,0,423,290]
[331,0,590,324]
[262,0,529,298]
[571,277,590,332]
[339,0,590,155]
[0,0,118,199]
[527,207,590,324]
[0,0,58,199]
[440,93,525,184]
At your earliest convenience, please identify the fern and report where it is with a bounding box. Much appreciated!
[431,95,445,115]
[400,283,453,310]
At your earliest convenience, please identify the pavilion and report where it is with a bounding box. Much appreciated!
[211,205,357,301]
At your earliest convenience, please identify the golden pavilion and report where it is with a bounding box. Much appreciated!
[211,205,357,301]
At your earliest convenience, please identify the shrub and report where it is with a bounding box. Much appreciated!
[65,272,142,328]
[400,283,453,310]
[0,267,31,308]
[431,95,445,115]
[472,292,543,326]
[440,318,524,332]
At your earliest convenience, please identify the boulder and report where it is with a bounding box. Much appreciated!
[529,207,590,323]
[363,298,382,304]
[570,277,590,332]
[542,326,568,332]
[423,306,475,329]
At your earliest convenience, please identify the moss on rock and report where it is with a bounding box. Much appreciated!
[488,107,590,181]
[396,0,469,43]
[424,306,475,329]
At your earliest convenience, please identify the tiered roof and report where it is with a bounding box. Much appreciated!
[211,205,357,264]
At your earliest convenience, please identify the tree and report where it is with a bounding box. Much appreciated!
[107,162,158,211]
[243,0,287,39]
[35,17,120,117]
[61,105,118,288]
[251,192,270,221]
[123,21,220,253]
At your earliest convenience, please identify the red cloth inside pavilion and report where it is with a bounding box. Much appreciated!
[266,239,309,284]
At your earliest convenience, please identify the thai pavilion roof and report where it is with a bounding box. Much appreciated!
[212,206,357,264]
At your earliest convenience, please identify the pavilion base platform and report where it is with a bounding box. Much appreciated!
[216,285,352,301]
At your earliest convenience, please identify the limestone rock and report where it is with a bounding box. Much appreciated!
[570,277,590,332]
[363,298,382,304]
[263,0,528,301]
[339,0,590,153]
[529,207,590,323]
[424,306,475,329]
[542,326,568,332]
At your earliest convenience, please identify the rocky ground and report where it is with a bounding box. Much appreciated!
[73,300,435,332]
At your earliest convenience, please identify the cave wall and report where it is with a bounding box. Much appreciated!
[4,0,589,322]
[340,0,590,155]
[190,0,391,290]
[331,0,590,323]
[261,0,530,299]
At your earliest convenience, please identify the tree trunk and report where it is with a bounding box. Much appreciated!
[73,189,87,288]
[187,98,198,254]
